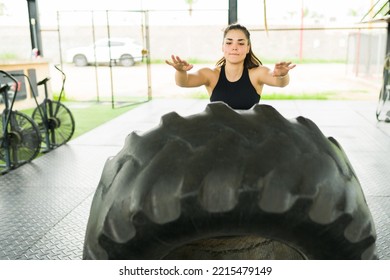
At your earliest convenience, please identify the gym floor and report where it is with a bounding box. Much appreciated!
[0,99,389,260]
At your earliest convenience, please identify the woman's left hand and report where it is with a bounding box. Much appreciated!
[272,62,296,77]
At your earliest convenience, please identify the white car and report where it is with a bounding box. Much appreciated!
[66,38,144,67]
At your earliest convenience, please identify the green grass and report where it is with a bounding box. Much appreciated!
[262,92,334,100]
[21,101,141,140]
[188,91,210,99]
[259,58,346,64]
[67,102,141,139]
[0,53,19,60]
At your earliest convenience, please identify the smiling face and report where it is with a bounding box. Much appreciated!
[222,29,250,64]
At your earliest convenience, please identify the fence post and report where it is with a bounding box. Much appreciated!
[228,0,237,24]
[26,0,44,57]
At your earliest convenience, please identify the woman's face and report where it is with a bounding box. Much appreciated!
[222,29,250,64]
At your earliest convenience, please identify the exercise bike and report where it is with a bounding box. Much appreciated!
[0,70,41,174]
[28,65,75,151]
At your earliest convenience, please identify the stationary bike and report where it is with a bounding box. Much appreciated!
[30,65,75,151]
[0,70,41,174]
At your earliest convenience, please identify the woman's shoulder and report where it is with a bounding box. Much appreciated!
[248,65,273,86]
[195,66,221,88]
[249,64,271,74]
[198,65,220,73]
[197,66,221,78]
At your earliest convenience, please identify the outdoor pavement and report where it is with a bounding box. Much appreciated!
[0,97,390,260]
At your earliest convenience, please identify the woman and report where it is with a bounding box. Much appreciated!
[166,23,296,110]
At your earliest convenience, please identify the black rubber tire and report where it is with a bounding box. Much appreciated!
[83,102,377,260]
[73,54,88,67]
[119,54,135,67]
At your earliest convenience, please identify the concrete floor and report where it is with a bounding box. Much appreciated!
[0,98,389,259]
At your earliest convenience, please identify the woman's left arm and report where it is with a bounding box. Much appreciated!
[257,62,296,87]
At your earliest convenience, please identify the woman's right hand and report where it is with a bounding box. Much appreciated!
[165,55,194,72]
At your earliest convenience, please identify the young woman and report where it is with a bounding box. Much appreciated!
[166,23,296,110]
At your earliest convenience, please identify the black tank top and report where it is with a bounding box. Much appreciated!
[210,65,260,110]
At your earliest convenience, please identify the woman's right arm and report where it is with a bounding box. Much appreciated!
[166,55,210,88]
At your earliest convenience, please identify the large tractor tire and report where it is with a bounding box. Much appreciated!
[83,102,377,260]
